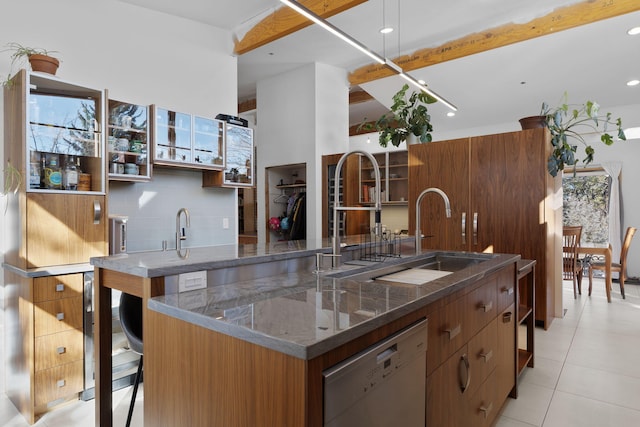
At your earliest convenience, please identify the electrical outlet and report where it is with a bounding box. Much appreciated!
[223,217,229,229]
[178,270,207,293]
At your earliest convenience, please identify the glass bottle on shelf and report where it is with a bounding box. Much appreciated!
[42,153,62,190]
[63,155,78,191]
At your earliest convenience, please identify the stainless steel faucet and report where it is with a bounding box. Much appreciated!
[415,188,451,254]
[176,208,190,251]
[332,150,382,268]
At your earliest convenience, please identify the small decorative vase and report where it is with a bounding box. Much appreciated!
[28,54,60,75]
[519,115,547,130]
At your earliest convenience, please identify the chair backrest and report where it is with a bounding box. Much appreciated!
[119,292,143,355]
[562,226,582,277]
[619,226,637,268]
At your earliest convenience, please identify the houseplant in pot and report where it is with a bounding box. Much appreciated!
[359,84,437,147]
[539,94,626,177]
[2,42,60,86]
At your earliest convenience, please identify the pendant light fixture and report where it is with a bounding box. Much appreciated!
[279,0,457,111]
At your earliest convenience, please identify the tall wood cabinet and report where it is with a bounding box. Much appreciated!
[3,70,108,423]
[409,129,561,329]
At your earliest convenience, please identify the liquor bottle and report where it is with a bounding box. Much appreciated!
[63,155,78,191]
[44,154,62,189]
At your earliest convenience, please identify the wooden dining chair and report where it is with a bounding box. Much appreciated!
[563,226,583,299]
[589,226,637,300]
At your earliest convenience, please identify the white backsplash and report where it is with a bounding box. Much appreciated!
[108,168,237,252]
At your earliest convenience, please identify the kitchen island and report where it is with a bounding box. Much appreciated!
[91,240,520,427]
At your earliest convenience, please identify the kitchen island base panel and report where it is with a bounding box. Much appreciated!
[145,309,307,427]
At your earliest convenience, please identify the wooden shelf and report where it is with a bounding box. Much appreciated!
[518,304,532,323]
[517,349,533,376]
[276,183,306,189]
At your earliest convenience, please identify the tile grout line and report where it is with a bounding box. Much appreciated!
[539,291,588,427]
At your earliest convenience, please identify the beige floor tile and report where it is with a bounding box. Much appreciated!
[499,382,554,426]
[533,323,576,362]
[557,363,640,412]
[495,415,539,427]
[543,390,640,427]
[566,328,640,379]
[518,356,564,390]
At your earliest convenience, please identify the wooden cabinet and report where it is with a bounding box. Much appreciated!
[426,266,516,427]
[4,272,86,423]
[23,192,107,268]
[107,100,151,181]
[409,129,561,329]
[3,70,108,423]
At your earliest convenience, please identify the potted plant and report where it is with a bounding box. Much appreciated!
[2,42,60,86]
[359,84,437,147]
[538,94,626,177]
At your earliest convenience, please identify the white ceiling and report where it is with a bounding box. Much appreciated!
[118,0,640,132]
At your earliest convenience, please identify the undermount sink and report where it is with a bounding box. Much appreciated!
[329,252,495,286]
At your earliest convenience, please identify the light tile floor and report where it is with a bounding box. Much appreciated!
[497,277,640,427]
[1,277,639,426]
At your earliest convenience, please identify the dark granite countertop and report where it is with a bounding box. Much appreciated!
[143,249,520,360]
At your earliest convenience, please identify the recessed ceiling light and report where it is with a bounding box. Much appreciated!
[627,79,640,86]
[624,127,640,139]
[447,112,455,117]
[627,26,640,35]
[418,79,426,85]
[379,27,394,34]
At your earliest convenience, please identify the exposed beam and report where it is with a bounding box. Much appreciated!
[234,0,368,55]
[238,98,257,113]
[349,0,640,85]
[349,90,374,104]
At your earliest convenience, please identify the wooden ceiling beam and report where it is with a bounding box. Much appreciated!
[349,90,374,104]
[349,0,640,85]
[234,0,368,55]
[238,98,257,113]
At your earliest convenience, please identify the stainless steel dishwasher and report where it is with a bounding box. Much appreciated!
[323,319,427,427]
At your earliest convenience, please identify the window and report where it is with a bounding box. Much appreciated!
[563,171,611,246]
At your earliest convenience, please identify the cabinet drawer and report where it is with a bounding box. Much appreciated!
[35,329,84,371]
[467,317,497,397]
[496,267,516,313]
[466,278,497,338]
[467,371,498,427]
[34,296,83,337]
[34,360,84,407]
[33,274,84,303]
[427,295,467,374]
[496,304,516,401]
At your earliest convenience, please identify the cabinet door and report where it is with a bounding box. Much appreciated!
[427,295,467,374]
[469,131,546,256]
[223,123,254,186]
[426,345,469,427]
[409,138,470,251]
[108,100,151,181]
[26,193,107,267]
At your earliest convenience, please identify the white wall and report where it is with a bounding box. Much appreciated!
[256,63,349,243]
[0,0,239,254]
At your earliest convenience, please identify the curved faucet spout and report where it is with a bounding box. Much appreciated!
[176,208,191,251]
[415,188,451,254]
[332,150,383,268]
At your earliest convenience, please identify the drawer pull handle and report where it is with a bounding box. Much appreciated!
[445,324,461,341]
[479,402,494,418]
[502,286,514,296]
[55,283,65,292]
[56,312,65,321]
[459,354,470,393]
[503,312,513,323]
[57,379,66,388]
[481,301,493,313]
[57,346,66,354]
[480,349,493,363]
